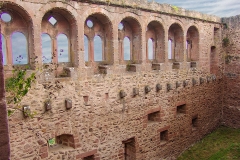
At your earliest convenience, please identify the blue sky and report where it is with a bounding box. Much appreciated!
[155,0,240,17]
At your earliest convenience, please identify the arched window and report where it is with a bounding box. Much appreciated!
[84,35,89,62]
[123,37,130,60]
[57,34,69,63]
[1,34,7,65]
[94,36,102,61]
[41,33,52,63]
[168,40,172,59]
[148,38,154,60]
[11,32,28,65]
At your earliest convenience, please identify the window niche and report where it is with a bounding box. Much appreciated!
[146,21,165,70]
[210,46,218,75]
[41,8,77,77]
[83,155,94,160]
[168,23,184,69]
[84,13,113,71]
[148,111,161,123]
[118,17,142,68]
[48,134,76,152]
[176,104,187,116]
[186,26,199,68]
[160,130,168,144]
[192,115,198,130]
[0,3,33,68]
[123,138,136,160]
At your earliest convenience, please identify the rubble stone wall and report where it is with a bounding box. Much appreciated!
[0,0,228,159]
[222,15,240,128]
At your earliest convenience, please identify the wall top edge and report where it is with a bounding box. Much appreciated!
[72,0,221,23]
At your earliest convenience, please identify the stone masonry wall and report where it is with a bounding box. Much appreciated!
[222,15,240,128]
[0,0,226,159]
[9,71,223,160]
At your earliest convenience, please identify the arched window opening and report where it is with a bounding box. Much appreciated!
[168,40,172,59]
[84,35,89,62]
[1,34,7,65]
[168,23,184,62]
[186,26,199,61]
[41,33,52,63]
[148,38,154,60]
[146,21,165,63]
[94,36,103,61]
[11,32,28,65]
[57,34,69,63]
[123,37,130,60]
[118,17,142,64]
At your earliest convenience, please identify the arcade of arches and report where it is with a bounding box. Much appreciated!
[0,0,239,160]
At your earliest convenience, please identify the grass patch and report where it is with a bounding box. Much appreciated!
[178,126,240,160]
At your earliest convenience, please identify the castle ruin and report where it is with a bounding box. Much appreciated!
[0,0,240,159]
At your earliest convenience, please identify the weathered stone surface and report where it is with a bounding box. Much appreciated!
[0,0,239,160]
[222,15,240,128]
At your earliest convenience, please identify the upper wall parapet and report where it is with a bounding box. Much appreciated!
[222,15,240,29]
[72,0,221,23]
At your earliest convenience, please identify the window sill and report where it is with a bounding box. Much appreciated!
[187,61,197,68]
[172,62,181,69]
[49,144,73,153]
[152,63,163,70]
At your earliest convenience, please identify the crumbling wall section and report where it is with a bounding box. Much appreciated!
[222,15,240,128]
[0,0,225,159]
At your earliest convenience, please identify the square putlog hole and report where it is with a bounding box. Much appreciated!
[148,111,160,123]
[83,155,94,160]
[177,104,186,115]
[160,130,168,143]
[192,116,198,129]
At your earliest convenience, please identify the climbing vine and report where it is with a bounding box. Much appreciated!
[5,68,36,117]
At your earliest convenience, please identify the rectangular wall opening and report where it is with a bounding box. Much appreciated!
[123,138,136,160]
[148,111,160,123]
[160,130,168,144]
[192,116,198,130]
[83,155,94,160]
[48,134,75,152]
[177,104,186,115]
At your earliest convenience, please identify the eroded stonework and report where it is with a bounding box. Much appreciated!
[1,0,238,160]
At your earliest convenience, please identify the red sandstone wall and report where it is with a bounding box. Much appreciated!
[0,0,225,159]
[222,15,240,128]
[0,24,10,160]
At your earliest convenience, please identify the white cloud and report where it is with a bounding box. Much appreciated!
[155,0,240,17]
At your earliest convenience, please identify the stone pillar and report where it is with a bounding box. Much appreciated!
[0,24,10,159]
